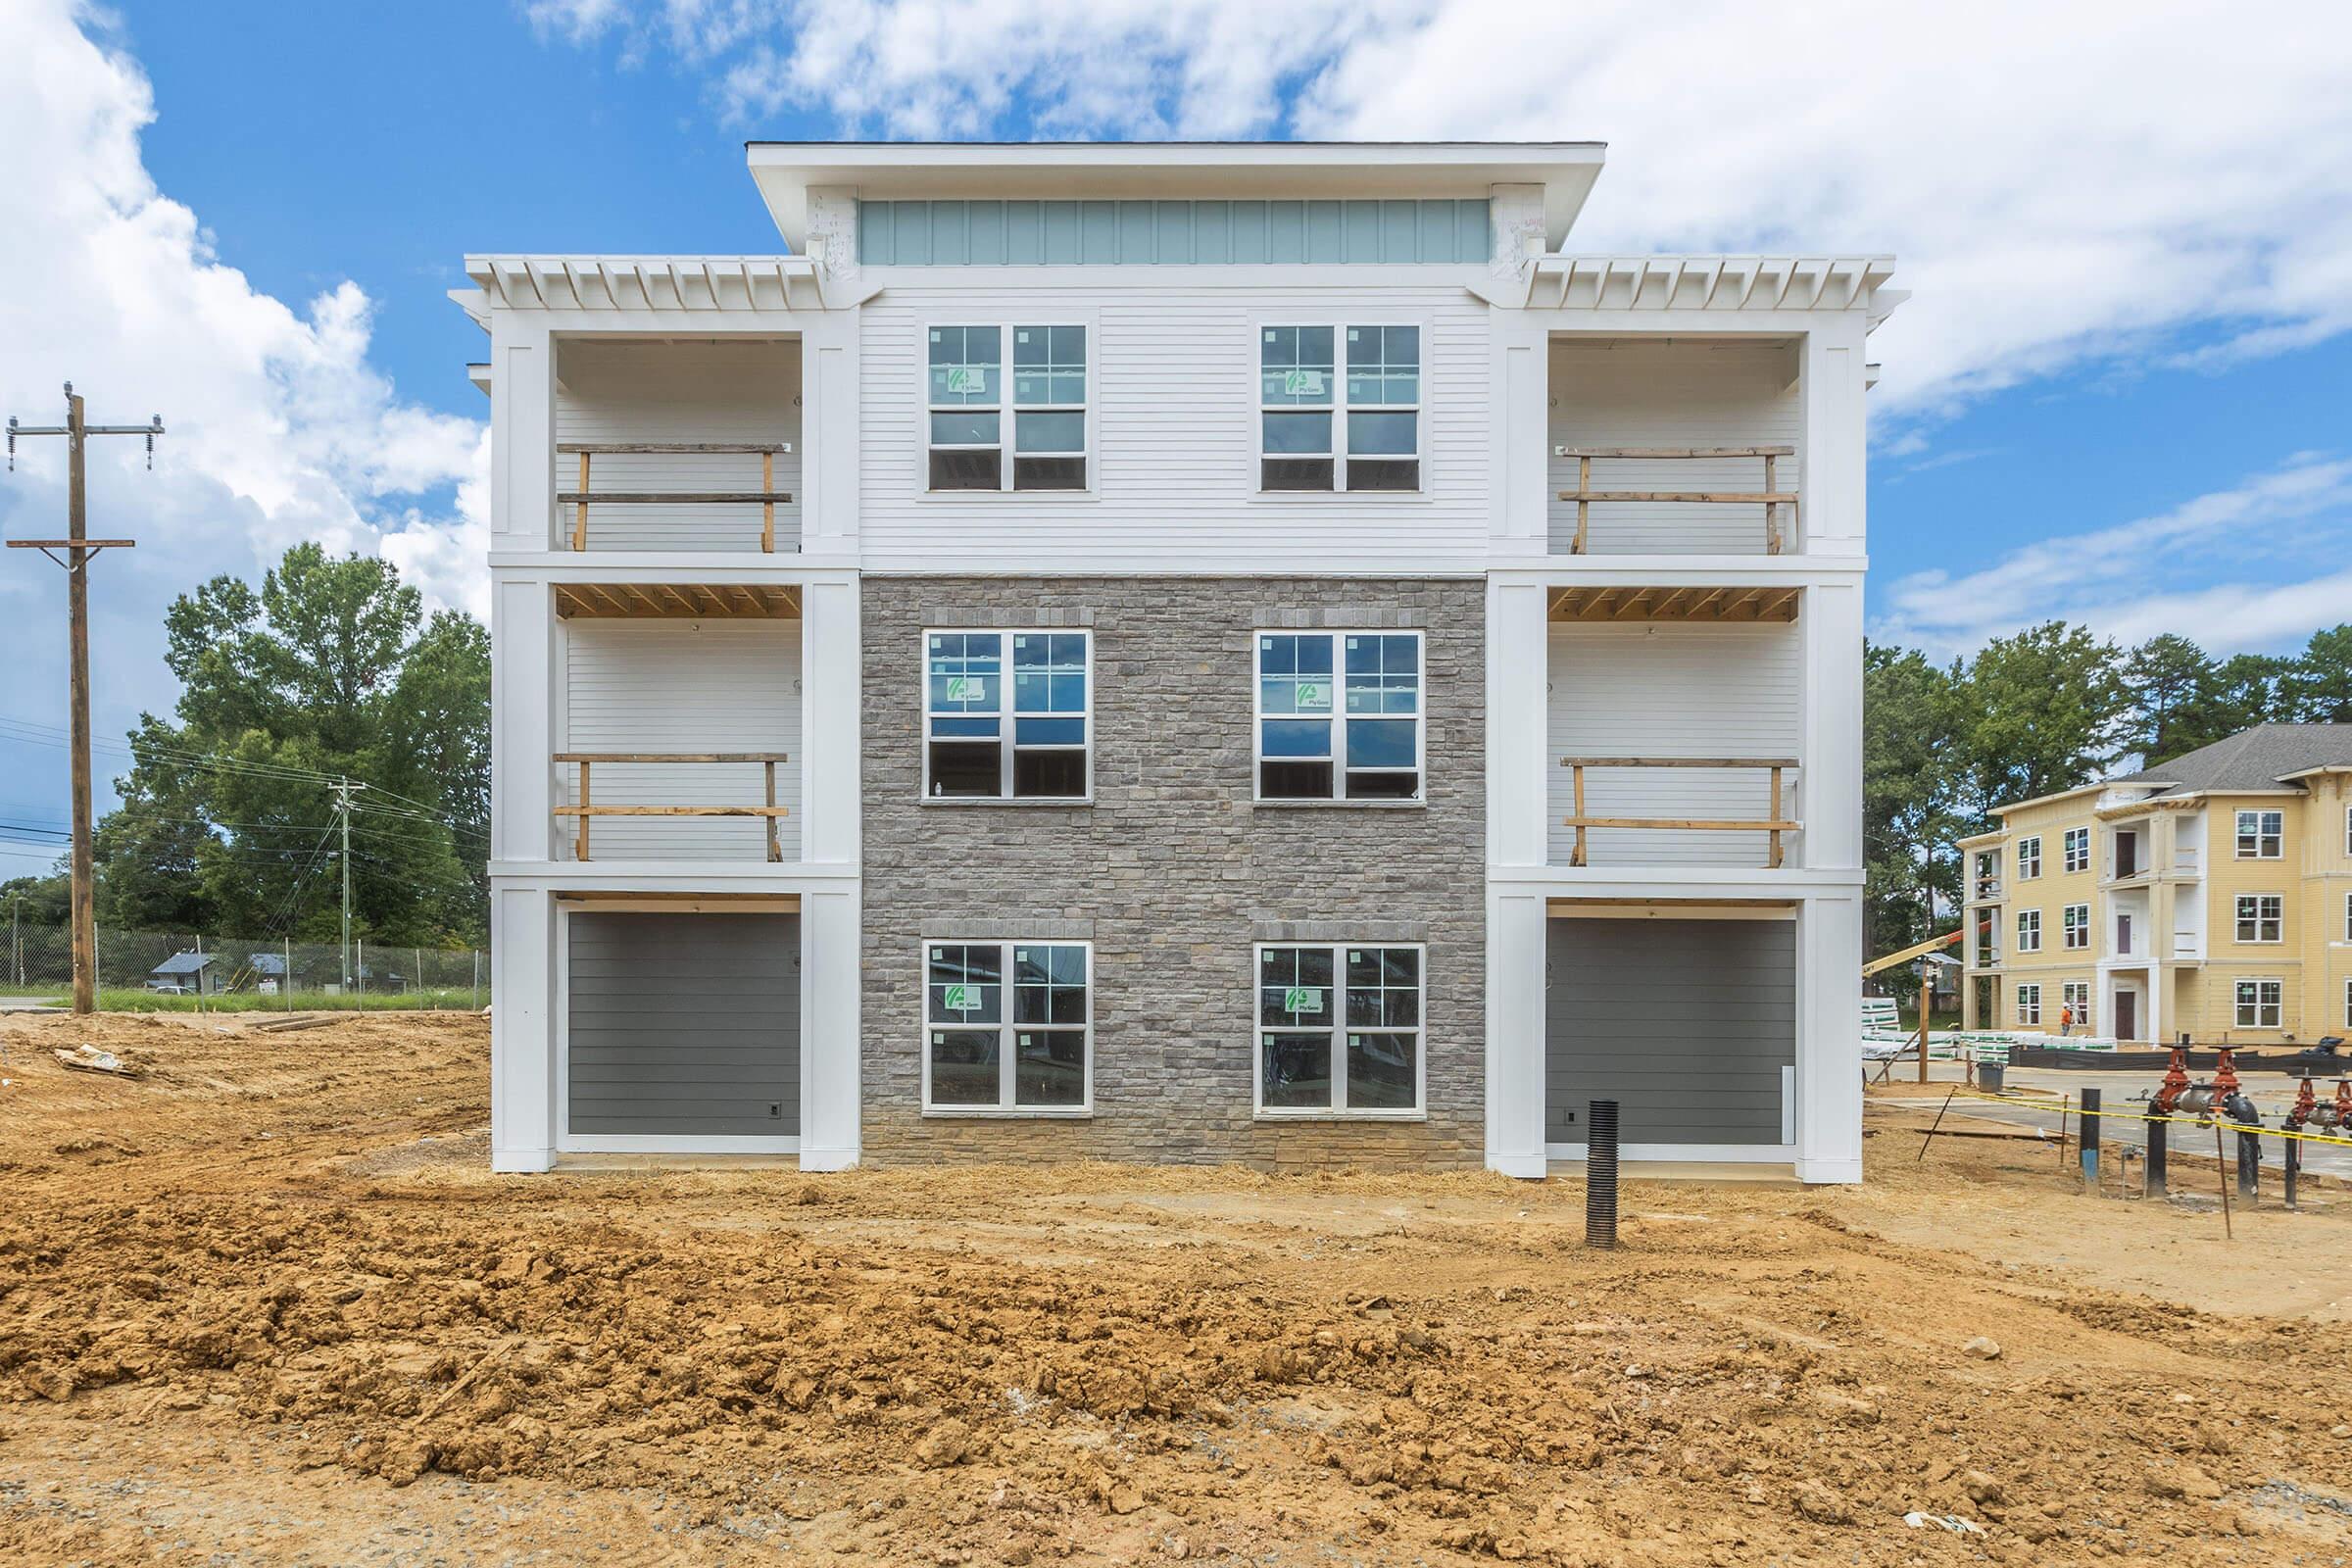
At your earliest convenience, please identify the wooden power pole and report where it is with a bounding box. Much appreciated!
[6,383,164,1015]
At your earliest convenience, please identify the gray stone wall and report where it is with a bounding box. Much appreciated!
[859,576,1487,1167]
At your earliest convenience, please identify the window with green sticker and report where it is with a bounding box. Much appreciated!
[925,629,1090,801]
[1256,943,1423,1114]
[926,940,1090,1111]
[928,323,1086,491]
[1259,323,1419,491]
[1255,630,1422,801]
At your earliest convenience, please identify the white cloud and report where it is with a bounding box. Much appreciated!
[1873,456,2352,659]
[0,0,486,806]
[534,0,2352,425]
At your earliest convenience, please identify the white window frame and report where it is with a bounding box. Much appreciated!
[2016,836,2042,879]
[920,939,1094,1115]
[2235,894,2283,944]
[1252,629,1425,803]
[2235,808,2283,858]
[923,322,1093,495]
[2234,977,2282,1029]
[2016,908,2042,953]
[1251,941,1427,1119]
[2344,804,2351,857]
[2061,980,2091,1027]
[1253,320,1426,495]
[2344,890,2351,943]
[2015,983,2041,1025]
[2063,903,2089,950]
[2062,827,2090,874]
[2344,975,2351,1029]
[921,628,1093,802]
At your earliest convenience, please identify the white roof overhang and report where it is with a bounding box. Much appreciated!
[1519,254,1900,318]
[462,255,827,313]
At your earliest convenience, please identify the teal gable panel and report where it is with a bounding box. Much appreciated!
[857,197,1492,264]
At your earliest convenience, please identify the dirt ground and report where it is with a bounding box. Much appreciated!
[2,1013,2349,1566]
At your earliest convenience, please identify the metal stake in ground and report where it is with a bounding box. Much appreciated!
[2079,1088,2101,1193]
[5,384,164,1015]
[1586,1099,1620,1250]
[2283,1133,2301,1211]
[2213,1121,2232,1241]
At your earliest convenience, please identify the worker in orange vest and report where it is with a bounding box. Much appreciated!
[2059,1004,2075,1037]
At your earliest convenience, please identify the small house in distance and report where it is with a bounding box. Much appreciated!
[148,951,222,995]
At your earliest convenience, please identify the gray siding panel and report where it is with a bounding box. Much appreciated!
[1545,918,1794,1146]
[567,911,800,1139]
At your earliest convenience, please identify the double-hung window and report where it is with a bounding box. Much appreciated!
[2234,894,2283,944]
[2235,978,2282,1029]
[1258,325,1419,492]
[2016,908,2041,953]
[2062,827,2090,873]
[1256,943,1423,1115]
[2017,837,2041,879]
[928,324,1087,491]
[924,630,1090,799]
[2344,976,2351,1029]
[2063,903,2089,950]
[2015,984,2041,1025]
[2235,808,2283,858]
[1255,630,1423,801]
[924,940,1090,1111]
[2062,981,2091,1026]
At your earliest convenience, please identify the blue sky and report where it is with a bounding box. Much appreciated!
[3,0,2349,870]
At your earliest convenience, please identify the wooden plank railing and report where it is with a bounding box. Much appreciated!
[553,752,790,862]
[1554,446,1795,556]
[1558,755,1800,868]
[557,443,793,553]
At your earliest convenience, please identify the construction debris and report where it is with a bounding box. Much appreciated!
[250,1013,336,1034]
[50,1042,144,1078]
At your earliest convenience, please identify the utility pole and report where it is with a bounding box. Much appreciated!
[6,384,163,1015]
[331,776,366,991]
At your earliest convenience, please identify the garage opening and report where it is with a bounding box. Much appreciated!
[565,909,801,1146]
[1545,913,1794,1157]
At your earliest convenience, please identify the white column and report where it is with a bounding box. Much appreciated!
[1795,891,1864,1183]
[799,881,862,1170]
[799,313,860,559]
[1798,579,1864,875]
[490,316,554,548]
[490,887,557,1172]
[491,576,555,865]
[1486,578,1550,869]
[1485,887,1548,1177]
[797,574,862,869]
[1490,315,1549,550]
[1798,319,1868,559]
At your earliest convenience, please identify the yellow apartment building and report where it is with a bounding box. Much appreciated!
[1960,724,2352,1045]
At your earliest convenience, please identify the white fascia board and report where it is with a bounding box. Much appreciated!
[745,141,1606,250]
[489,863,859,889]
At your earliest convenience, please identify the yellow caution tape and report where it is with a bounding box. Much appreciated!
[1881,1084,2352,1152]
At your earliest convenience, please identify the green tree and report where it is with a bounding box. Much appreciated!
[2122,633,2213,761]
[1862,644,1963,962]
[2284,624,2352,722]
[93,545,488,945]
[1948,622,2130,827]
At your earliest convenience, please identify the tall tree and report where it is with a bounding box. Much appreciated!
[2285,624,2352,722]
[1948,622,2131,826]
[2122,633,2212,761]
[1862,644,1963,962]
[92,545,488,945]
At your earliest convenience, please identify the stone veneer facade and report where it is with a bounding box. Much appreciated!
[859,576,1487,1167]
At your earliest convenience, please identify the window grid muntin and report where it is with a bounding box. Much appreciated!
[2016,908,2041,953]
[2016,983,2041,1025]
[2234,893,2283,944]
[2063,903,2089,950]
[2062,980,2091,1026]
[2017,837,2041,878]
[1258,321,1421,492]
[2062,828,2090,873]
[923,939,1092,1112]
[2235,808,2283,858]
[2234,978,2282,1028]
[1253,942,1425,1115]
[1253,630,1424,801]
[923,628,1092,800]
[928,322,1088,491]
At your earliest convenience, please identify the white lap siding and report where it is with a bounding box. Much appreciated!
[562,619,802,861]
[555,339,803,553]
[1546,621,1801,867]
[1547,340,1801,556]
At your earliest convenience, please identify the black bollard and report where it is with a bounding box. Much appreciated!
[1586,1099,1620,1250]
[2145,1116,2167,1199]
[2236,1130,2261,1202]
[2283,1135,2300,1211]
[2078,1088,2101,1192]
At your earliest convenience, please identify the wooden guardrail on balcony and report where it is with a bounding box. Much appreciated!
[557,443,794,553]
[1555,446,1796,556]
[1559,756,1800,868]
[553,753,791,862]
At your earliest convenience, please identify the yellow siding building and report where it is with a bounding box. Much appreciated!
[1960,724,2352,1046]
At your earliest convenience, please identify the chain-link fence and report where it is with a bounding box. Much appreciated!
[0,922,488,1010]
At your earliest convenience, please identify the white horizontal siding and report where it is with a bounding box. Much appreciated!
[1547,622,1801,867]
[562,620,802,861]
[1547,341,1800,556]
[555,340,802,553]
[858,285,1491,570]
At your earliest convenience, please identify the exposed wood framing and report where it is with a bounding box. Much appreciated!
[1545,585,1799,623]
[1554,446,1796,556]
[557,442,795,553]
[1558,756,1802,868]
[554,752,793,863]
[552,583,803,619]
